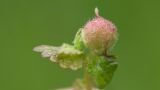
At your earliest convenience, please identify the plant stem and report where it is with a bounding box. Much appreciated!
[84,71,92,90]
[83,60,93,90]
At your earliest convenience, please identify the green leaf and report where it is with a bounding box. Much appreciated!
[87,54,118,89]
[33,43,84,70]
[73,28,85,51]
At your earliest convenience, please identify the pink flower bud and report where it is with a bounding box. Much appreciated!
[82,8,117,54]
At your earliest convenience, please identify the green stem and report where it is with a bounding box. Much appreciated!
[84,71,92,90]
[83,59,93,90]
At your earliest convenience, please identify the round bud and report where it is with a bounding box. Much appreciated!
[82,8,117,54]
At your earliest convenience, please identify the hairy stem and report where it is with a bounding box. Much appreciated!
[84,71,92,90]
[83,60,93,90]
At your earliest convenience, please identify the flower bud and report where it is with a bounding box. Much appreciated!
[82,8,117,54]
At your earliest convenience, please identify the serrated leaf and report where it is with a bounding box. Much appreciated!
[87,54,118,89]
[33,43,84,70]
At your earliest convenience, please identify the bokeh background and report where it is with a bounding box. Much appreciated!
[0,0,160,90]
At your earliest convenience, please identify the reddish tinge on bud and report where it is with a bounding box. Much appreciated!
[82,8,117,54]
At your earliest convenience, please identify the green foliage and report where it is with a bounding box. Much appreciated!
[87,53,118,89]
[73,28,85,51]
[33,43,84,70]
[34,29,118,89]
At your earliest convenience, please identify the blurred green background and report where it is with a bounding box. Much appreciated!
[0,0,160,90]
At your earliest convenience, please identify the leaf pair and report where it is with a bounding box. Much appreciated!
[33,28,118,89]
